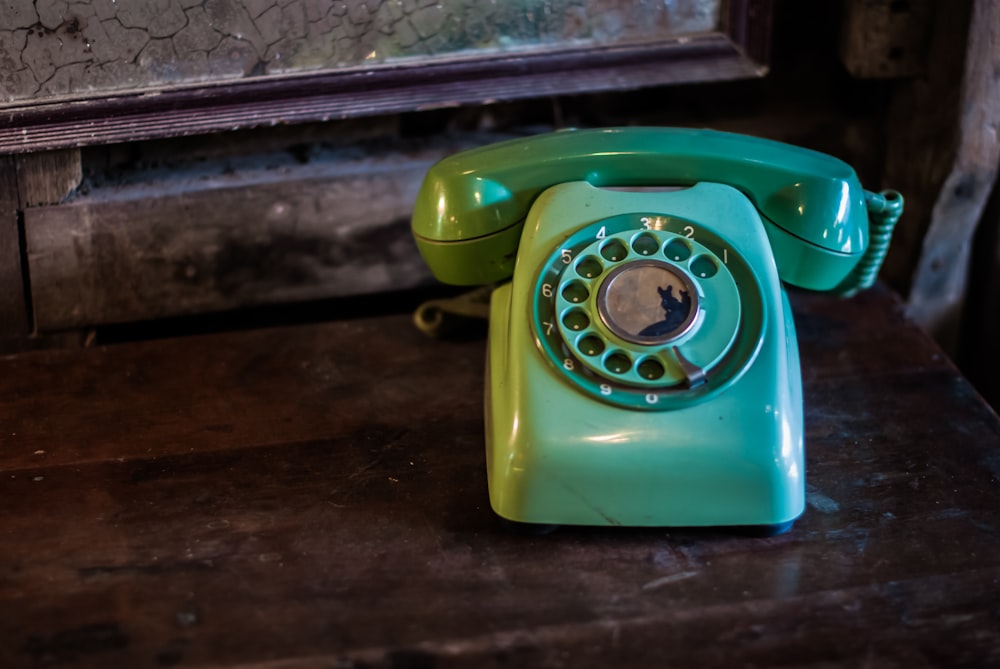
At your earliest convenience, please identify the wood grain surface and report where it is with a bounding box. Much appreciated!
[0,283,997,668]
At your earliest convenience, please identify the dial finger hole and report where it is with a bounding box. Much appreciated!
[604,351,632,375]
[600,239,628,262]
[663,239,691,262]
[637,358,665,380]
[631,232,659,256]
[578,335,605,356]
[575,256,603,279]
[690,254,719,278]
[562,308,590,331]
[561,281,589,304]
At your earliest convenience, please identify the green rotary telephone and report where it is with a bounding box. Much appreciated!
[411,127,903,534]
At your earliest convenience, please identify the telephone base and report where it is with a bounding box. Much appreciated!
[481,183,806,531]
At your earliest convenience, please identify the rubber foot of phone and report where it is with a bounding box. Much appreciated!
[496,517,560,535]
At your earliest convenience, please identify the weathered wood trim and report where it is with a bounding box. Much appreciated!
[905,0,1000,353]
[838,0,933,79]
[0,156,31,347]
[879,0,970,293]
[14,149,82,207]
[0,27,771,154]
[961,180,1000,409]
[725,0,773,65]
[23,140,483,331]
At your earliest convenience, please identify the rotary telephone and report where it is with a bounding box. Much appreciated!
[411,127,902,533]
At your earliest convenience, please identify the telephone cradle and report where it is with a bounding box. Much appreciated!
[411,128,903,533]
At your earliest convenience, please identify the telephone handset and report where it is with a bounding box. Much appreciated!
[411,127,902,533]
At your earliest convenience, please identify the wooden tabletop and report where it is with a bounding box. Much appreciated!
[1,284,998,669]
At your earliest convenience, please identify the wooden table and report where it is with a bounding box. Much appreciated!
[1,284,998,668]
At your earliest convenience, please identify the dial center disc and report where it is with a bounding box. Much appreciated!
[596,260,699,345]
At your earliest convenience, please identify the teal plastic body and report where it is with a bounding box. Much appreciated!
[484,183,804,527]
[412,127,870,291]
